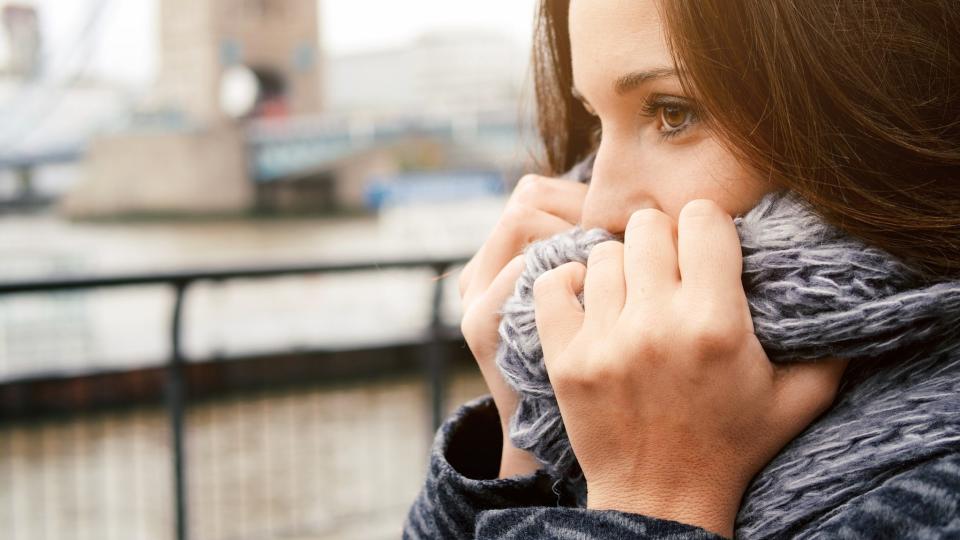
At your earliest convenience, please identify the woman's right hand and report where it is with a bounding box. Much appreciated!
[458,173,587,478]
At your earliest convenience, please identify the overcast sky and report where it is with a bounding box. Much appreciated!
[26,0,537,85]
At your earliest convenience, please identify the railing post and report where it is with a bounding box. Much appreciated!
[426,264,448,433]
[166,281,189,540]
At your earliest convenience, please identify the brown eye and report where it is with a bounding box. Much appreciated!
[661,105,691,129]
[641,95,701,139]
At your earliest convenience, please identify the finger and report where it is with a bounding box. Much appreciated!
[457,262,472,299]
[583,241,626,331]
[459,259,473,298]
[486,255,527,313]
[677,199,744,307]
[773,357,850,428]
[464,206,575,307]
[460,176,586,293]
[465,254,526,371]
[623,208,679,306]
[512,174,589,224]
[533,261,587,366]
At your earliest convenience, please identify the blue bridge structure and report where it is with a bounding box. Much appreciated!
[0,110,534,211]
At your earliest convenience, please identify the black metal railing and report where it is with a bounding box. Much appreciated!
[0,256,469,540]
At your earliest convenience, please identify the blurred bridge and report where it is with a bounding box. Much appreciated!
[0,147,82,210]
[247,111,529,183]
[0,110,531,211]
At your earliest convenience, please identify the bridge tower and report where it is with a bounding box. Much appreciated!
[156,0,323,125]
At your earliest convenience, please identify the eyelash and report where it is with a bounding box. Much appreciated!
[641,94,701,139]
[588,94,701,143]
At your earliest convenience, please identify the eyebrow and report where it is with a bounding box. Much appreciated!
[571,67,678,104]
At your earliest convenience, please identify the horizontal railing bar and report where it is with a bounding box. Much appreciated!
[0,256,470,294]
[0,324,465,387]
[0,333,474,423]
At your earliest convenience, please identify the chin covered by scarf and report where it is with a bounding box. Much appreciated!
[494,161,960,522]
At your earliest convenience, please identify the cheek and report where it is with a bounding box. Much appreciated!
[642,139,772,217]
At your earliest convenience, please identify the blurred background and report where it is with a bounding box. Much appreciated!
[0,0,540,538]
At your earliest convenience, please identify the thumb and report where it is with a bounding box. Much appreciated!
[773,357,850,433]
[533,261,587,367]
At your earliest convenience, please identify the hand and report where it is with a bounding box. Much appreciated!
[459,174,587,478]
[532,199,848,538]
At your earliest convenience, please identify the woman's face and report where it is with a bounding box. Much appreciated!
[569,0,778,233]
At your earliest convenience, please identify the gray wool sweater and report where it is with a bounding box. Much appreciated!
[403,381,960,539]
[403,154,960,539]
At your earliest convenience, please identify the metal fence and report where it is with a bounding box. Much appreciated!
[0,256,472,540]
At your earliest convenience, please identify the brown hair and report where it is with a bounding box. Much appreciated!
[532,0,960,281]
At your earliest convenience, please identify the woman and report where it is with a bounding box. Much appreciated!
[405,0,960,538]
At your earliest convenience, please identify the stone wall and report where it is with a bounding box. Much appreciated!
[61,128,253,217]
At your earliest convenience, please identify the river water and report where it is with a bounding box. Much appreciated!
[0,196,506,380]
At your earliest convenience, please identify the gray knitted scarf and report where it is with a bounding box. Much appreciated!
[495,156,960,530]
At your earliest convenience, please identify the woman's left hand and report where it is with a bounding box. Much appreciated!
[532,199,849,539]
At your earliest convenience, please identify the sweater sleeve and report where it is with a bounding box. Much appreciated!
[402,393,728,539]
[475,507,726,539]
[402,394,564,540]
[471,453,960,539]
[795,451,960,539]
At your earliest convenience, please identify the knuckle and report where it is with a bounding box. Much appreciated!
[513,174,547,205]
[551,360,601,393]
[499,203,526,227]
[628,207,671,229]
[499,203,534,236]
[459,306,483,341]
[459,301,502,358]
[551,342,640,395]
[532,268,562,297]
[587,240,623,266]
[626,328,666,362]
[682,313,738,357]
[533,261,585,297]
[558,260,587,274]
[679,198,724,221]
[592,353,628,381]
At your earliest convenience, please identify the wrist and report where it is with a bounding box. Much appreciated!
[498,431,542,478]
[499,420,542,478]
[586,477,744,539]
[484,392,541,478]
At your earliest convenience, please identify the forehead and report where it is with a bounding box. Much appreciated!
[568,0,674,93]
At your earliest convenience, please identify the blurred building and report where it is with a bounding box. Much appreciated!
[326,28,529,119]
[0,3,40,79]
[248,28,536,215]
[62,1,538,219]
[156,0,322,126]
[65,0,325,218]
[0,2,136,211]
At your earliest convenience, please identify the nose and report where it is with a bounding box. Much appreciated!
[578,143,659,234]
